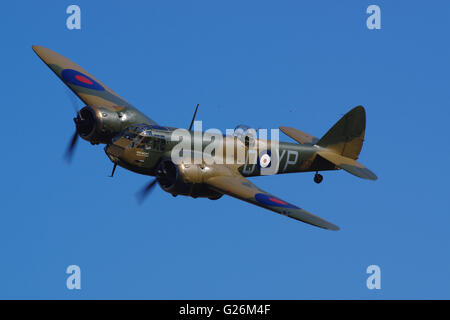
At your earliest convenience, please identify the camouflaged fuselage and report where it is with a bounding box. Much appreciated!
[104,126,337,177]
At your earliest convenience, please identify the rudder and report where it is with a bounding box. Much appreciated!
[316,106,365,160]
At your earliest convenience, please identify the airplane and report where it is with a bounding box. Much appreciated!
[32,45,377,231]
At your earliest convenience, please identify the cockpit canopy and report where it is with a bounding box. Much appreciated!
[111,124,168,151]
[113,124,169,140]
[129,124,169,135]
[233,124,257,147]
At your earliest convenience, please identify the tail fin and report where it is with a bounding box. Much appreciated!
[316,106,365,160]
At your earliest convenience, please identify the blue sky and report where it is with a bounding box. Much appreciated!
[1,0,449,299]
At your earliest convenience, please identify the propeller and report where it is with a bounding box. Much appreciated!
[64,130,79,163]
[136,178,157,204]
[63,89,82,164]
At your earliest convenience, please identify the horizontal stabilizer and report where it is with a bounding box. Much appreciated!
[317,151,377,181]
[280,126,319,145]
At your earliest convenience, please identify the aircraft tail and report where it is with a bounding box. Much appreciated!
[316,106,366,160]
[280,105,377,180]
[315,106,377,180]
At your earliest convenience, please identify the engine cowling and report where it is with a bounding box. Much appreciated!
[74,106,117,144]
[75,105,154,145]
[155,159,223,200]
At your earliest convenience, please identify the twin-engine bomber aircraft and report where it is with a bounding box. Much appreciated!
[33,45,377,231]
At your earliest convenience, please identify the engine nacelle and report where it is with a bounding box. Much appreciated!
[75,105,154,145]
[156,159,223,200]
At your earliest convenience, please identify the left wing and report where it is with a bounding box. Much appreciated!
[32,45,157,124]
[206,172,339,231]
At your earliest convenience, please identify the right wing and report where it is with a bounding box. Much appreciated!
[206,172,339,231]
[32,45,157,124]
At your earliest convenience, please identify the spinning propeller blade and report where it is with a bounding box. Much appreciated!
[136,179,158,204]
[64,130,79,163]
[63,90,82,163]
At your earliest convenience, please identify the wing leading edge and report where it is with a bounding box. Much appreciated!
[206,173,339,231]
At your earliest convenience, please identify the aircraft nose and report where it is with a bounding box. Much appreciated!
[105,144,124,160]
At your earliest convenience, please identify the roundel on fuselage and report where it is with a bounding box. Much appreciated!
[258,150,271,168]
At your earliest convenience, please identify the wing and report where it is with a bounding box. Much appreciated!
[206,173,339,230]
[32,45,157,124]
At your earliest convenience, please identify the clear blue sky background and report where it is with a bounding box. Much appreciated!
[1,0,449,299]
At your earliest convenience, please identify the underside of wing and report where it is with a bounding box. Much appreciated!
[206,173,339,231]
[32,45,157,124]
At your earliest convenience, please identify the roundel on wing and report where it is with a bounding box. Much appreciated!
[61,69,105,91]
[254,193,298,209]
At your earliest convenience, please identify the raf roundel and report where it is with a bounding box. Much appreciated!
[258,150,272,169]
[254,193,299,209]
[61,69,105,91]
[260,153,271,168]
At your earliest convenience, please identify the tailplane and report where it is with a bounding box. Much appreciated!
[279,106,377,180]
[317,150,377,181]
[316,106,377,180]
